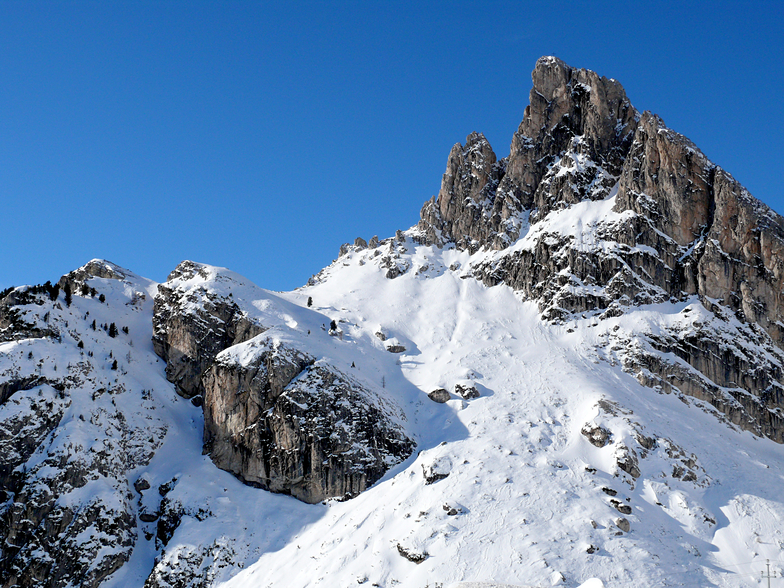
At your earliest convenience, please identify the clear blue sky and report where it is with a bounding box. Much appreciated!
[2,1,782,291]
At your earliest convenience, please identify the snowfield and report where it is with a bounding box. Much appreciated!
[3,240,784,588]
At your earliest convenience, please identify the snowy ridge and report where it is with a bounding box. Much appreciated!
[2,245,784,587]
[4,54,784,588]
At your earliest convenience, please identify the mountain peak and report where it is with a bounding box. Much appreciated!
[4,57,784,588]
[531,54,572,101]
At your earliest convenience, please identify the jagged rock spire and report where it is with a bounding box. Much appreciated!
[418,56,784,441]
[419,56,638,249]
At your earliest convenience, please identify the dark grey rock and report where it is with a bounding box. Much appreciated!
[134,477,151,494]
[611,499,632,515]
[454,383,480,399]
[396,544,428,564]
[615,445,641,479]
[202,340,415,504]
[581,423,612,447]
[428,388,451,403]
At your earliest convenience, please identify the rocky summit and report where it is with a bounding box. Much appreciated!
[2,57,784,588]
[419,56,784,443]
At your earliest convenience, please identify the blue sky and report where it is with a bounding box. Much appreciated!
[2,1,782,291]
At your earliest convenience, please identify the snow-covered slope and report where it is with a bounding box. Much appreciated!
[3,238,784,588]
[3,55,784,588]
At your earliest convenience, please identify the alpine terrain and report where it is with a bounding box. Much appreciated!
[2,57,784,588]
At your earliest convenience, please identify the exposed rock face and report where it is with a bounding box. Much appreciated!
[0,263,165,588]
[152,261,265,399]
[419,132,505,251]
[202,339,414,503]
[58,258,127,287]
[419,56,637,250]
[152,261,415,504]
[417,56,784,443]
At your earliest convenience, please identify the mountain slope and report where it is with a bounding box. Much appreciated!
[2,57,784,588]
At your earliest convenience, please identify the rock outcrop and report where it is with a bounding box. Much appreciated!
[417,56,784,443]
[152,261,415,503]
[419,56,637,250]
[152,261,266,400]
[203,338,414,503]
[0,262,165,588]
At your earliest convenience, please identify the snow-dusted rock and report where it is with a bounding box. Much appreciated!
[203,338,414,503]
[0,261,164,588]
[454,383,480,399]
[152,261,266,400]
[152,261,415,504]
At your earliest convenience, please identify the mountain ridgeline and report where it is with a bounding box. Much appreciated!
[1,57,784,588]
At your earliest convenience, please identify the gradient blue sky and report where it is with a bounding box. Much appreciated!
[2,1,783,291]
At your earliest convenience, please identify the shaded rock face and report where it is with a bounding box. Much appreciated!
[417,56,784,443]
[606,304,784,443]
[202,339,414,504]
[152,261,265,399]
[0,290,58,343]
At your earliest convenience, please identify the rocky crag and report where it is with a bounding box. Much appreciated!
[0,259,414,587]
[415,56,784,442]
[0,262,164,588]
[152,261,414,504]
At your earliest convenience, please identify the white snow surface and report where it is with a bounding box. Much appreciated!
[3,216,784,588]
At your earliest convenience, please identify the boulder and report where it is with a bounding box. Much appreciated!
[428,388,450,403]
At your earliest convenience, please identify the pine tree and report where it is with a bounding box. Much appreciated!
[330,319,338,331]
[64,283,72,307]
[307,296,313,307]
[99,293,106,303]
[80,283,90,296]
[111,359,118,370]
[91,319,96,331]
[108,323,118,338]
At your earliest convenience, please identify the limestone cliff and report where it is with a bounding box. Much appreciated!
[151,261,415,504]
[416,56,784,443]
